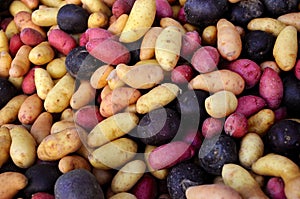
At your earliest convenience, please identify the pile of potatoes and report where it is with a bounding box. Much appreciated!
[0,0,300,198]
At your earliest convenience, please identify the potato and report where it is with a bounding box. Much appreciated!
[58,155,91,173]
[9,0,32,16]
[20,0,39,9]
[88,11,108,28]
[155,26,182,71]
[273,25,298,71]
[74,105,104,131]
[39,0,65,7]
[115,63,164,89]
[10,125,36,168]
[34,68,54,100]
[204,90,238,118]
[50,120,76,134]
[191,46,219,74]
[224,112,248,138]
[239,133,264,168]
[217,18,242,61]
[29,41,55,65]
[20,27,45,46]
[160,17,186,34]
[48,29,77,55]
[111,160,146,193]
[9,44,32,78]
[107,69,126,90]
[88,137,138,170]
[260,60,281,74]
[0,30,9,52]
[247,109,275,136]
[0,127,11,167]
[186,184,242,199]
[277,12,300,31]
[18,93,43,125]
[81,0,111,16]
[107,14,128,35]
[5,20,19,40]
[136,83,181,114]
[247,17,286,36]
[90,64,115,89]
[119,0,156,43]
[188,69,245,95]
[44,73,75,113]
[0,94,27,126]
[202,25,217,46]
[109,192,137,199]
[235,95,267,118]
[31,7,59,27]
[0,51,12,78]
[131,174,158,199]
[37,127,83,161]
[0,172,28,199]
[46,57,67,79]
[92,168,113,186]
[30,112,53,144]
[87,112,139,148]
[70,80,96,110]
[222,164,268,199]
[139,27,163,60]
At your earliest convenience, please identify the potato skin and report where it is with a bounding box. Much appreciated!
[235,95,267,118]
[18,93,43,125]
[0,127,11,167]
[0,172,28,199]
[48,29,77,55]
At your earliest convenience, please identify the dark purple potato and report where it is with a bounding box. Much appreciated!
[282,72,300,118]
[198,134,238,175]
[262,0,298,17]
[136,108,180,146]
[167,161,207,199]
[0,78,18,108]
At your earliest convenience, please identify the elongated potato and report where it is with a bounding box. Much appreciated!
[136,83,181,114]
[90,64,115,89]
[39,0,65,7]
[0,51,12,78]
[34,68,54,100]
[9,45,32,78]
[44,73,75,113]
[88,137,138,170]
[155,26,182,71]
[10,125,37,168]
[87,112,139,148]
[0,30,9,52]
[50,120,76,134]
[273,25,298,71]
[277,12,300,32]
[189,69,245,95]
[107,69,126,90]
[30,112,53,144]
[37,127,82,161]
[31,7,59,27]
[115,63,164,89]
[119,0,156,43]
[109,192,137,199]
[29,41,55,65]
[46,56,67,79]
[81,0,111,16]
[0,95,28,126]
[58,155,91,173]
[247,17,286,36]
[9,0,32,16]
[20,0,39,9]
[160,17,186,34]
[70,80,96,110]
[111,160,146,193]
[0,172,28,199]
[107,14,128,35]
[0,127,11,167]
[247,109,275,136]
[140,27,163,60]
[18,93,43,125]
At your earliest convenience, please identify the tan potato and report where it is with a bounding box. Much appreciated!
[31,6,59,27]
[260,60,281,73]
[111,160,146,193]
[44,73,75,113]
[81,0,111,16]
[9,0,32,16]
[101,85,113,99]
[5,20,19,39]
[277,12,300,31]
[247,109,275,136]
[90,64,115,89]
[18,93,43,125]
[30,112,53,144]
[222,164,268,199]
[34,68,54,100]
[70,80,96,110]
[9,45,32,78]
[0,30,9,52]
[29,41,55,65]
[46,57,67,79]
[0,127,11,167]
[0,51,12,78]
[109,192,137,199]
[107,14,128,35]
[89,138,138,170]
[136,83,181,114]
[58,155,91,173]
[119,0,156,43]
[87,112,139,148]
[20,0,39,9]
[239,133,264,168]
[92,168,114,186]
[155,26,182,71]
[115,63,164,89]
[205,90,238,118]
[39,0,65,7]
[0,95,28,126]
[60,108,74,121]
[37,127,83,161]
[107,69,126,90]
[188,69,245,95]
[0,172,28,199]
[50,120,76,134]
[8,76,23,90]
[247,17,286,36]
[160,17,186,34]
[139,27,163,60]
[273,25,298,71]
[202,25,217,45]
[10,125,37,168]
[88,11,109,28]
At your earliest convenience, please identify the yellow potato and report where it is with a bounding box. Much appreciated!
[81,0,111,16]
[34,68,54,100]
[109,192,137,199]
[0,51,12,78]
[29,41,55,65]
[111,160,146,193]
[18,93,43,125]
[46,57,67,79]
[9,125,37,168]
[107,69,126,90]
[90,64,115,89]
[119,0,156,43]
[0,30,9,52]
[0,172,28,199]
[9,45,32,78]
[273,25,298,71]
[8,75,23,90]
[277,12,300,31]
[136,83,181,114]
[30,112,53,144]
[44,73,75,113]
[155,26,182,71]
[39,0,65,7]
[205,90,238,118]
[5,20,19,39]
[87,112,139,148]
[247,109,275,136]
[88,11,108,28]
[160,17,186,34]
[37,127,83,161]
[58,155,91,173]
[247,17,286,36]
[50,120,76,134]
[107,14,128,35]
[60,108,74,121]
[202,25,217,46]
[0,95,28,126]
[0,127,11,167]
[20,0,39,9]
[31,7,59,27]
[9,0,32,16]
[139,27,163,60]
[70,80,96,110]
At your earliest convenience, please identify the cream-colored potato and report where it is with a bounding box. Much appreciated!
[139,27,163,60]
[34,68,54,100]
[46,57,67,79]
[0,172,28,199]
[31,7,59,27]
[0,127,11,167]
[247,17,286,36]
[247,109,275,136]
[90,64,114,89]
[29,41,55,65]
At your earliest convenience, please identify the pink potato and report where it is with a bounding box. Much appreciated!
[20,28,45,46]
[226,58,261,89]
[9,33,24,57]
[48,29,77,55]
[156,0,173,19]
[224,112,248,138]
[112,0,136,18]
[259,67,283,109]
[74,105,104,131]
[177,7,186,24]
[294,59,300,80]
[86,38,131,65]
[22,66,40,95]
[131,174,158,199]
[266,177,287,199]
[191,46,219,73]
[201,117,224,138]
[181,31,201,59]
[235,95,267,118]
[274,106,287,122]
[171,64,194,84]
[182,129,202,151]
[31,192,55,199]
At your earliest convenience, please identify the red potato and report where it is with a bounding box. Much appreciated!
[0,17,13,31]
[79,32,89,46]
[171,64,194,84]
[177,7,186,24]
[294,59,300,80]
[48,29,77,55]
[274,106,287,122]
[182,129,202,151]
[235,95,267,118]
[21,66,40,95]
[20,28,45,46]
[201,117,224,138]
[226,59,261,89]
[85,28,115,42]
[86,38,131,65]
[31,192,55,199]
[9,34,24,57]
[266,177,287,199]
[259,67,283,109]
[74,105,104,131]
[112,0,136,18]
[156,0,173,19]
[224,112,248,138]
[131,174,158,199]
[181,31,201,59]
[191,46,219,73]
